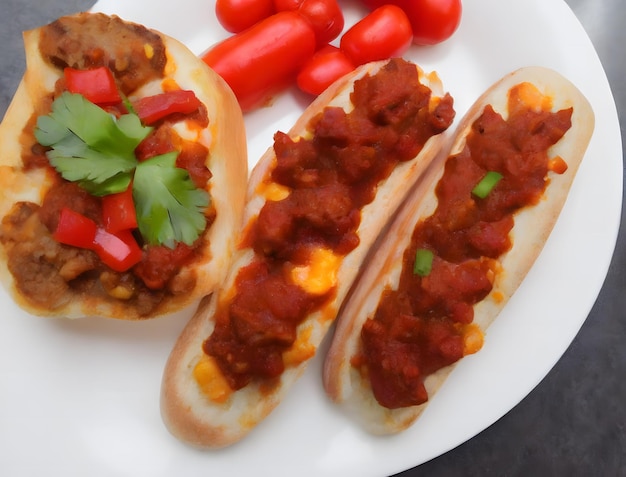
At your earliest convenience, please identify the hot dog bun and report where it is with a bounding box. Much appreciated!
[161,58,456,448]
[0,13,247,319]
[323,66,595,434]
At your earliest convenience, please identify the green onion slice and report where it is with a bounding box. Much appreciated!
[472,171,503,199]
[413,248,434,277]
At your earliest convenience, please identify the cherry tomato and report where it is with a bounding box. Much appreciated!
[215,0,276,33]
[340,5,413,66]
[411,0,461,45]
[297,0,344,46]
[360,0,462,45]
[297,45,355,96]
[202,11,317,111]
[273,0,344,46]
[273,0,301,11]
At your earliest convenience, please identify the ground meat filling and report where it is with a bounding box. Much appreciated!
[39,12,167,94]
[1,202,98,310]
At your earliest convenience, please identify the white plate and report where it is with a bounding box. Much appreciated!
[0,0,621,476]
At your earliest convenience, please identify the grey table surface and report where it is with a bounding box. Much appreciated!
[0,0,623,476]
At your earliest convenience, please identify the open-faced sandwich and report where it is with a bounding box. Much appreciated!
[0,12,248,319]
[161,57,456,448]
[323,66,595,434]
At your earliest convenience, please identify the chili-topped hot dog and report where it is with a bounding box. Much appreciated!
[161,58,455,448]
[0,13,248,319]
[323,66,594,434]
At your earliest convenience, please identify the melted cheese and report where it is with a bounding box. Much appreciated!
[283,326,315,368]
[491,290,505,304]
[548,155,568,174]
[290,247,340,295]
[161,78,179,92]
[103,284,134,300]
[509,82,553,115]
[193,354,232,404]
[143,43,154,60]
[258,182,291,202]
[462,323,484,355]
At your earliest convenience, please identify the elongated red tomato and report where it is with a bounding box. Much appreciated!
[297,0,344,46]
[273,0,301,10]
[216,0,275,33]
[340,5,413,66]
[202,11,317,111]
[359,0,462,45]
[297,45,355,96]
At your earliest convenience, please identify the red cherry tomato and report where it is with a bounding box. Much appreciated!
[402,0,461,45]
[297,0,344,46]
[215,0,276,33]
[360,0,462,45]
[340,5,413,66]
[273,0,301,11]
[297,45,355,96]
[202,11,317,111]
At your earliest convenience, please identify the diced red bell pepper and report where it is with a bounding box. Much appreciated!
[53,207,98,249]
[64,67,122,105]
[102,186,138,233]
[132,90,202,125]
[52,207,142,272]
[93,228,143,273]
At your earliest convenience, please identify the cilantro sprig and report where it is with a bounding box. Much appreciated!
[34,91,210,247]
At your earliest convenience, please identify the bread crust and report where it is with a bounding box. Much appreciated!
[160,59,454,448]
[0,13,248,319]
[323,66,595,435]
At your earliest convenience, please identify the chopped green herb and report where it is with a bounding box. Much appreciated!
[34,91,210,248]
[472,171,503,199]
[413,248,434,277]
[134,152,209,248]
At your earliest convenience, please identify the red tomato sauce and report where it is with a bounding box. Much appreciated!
[357,85,573,409]
[203,58,456,390]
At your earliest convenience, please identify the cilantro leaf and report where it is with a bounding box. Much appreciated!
[116,113,153,145]
[44,134,134,195]
[34,92,152,195]
[133,152,210,248]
